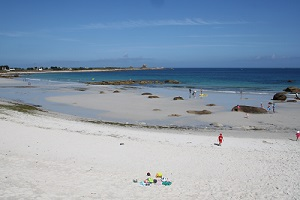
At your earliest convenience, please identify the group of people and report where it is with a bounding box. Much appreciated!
[261,102,276,113]
[189,88,203,97]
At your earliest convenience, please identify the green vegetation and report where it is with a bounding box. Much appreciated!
[0,64,166,73]
[0,103,42,114]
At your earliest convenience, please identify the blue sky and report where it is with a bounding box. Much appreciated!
[1,0,300,68]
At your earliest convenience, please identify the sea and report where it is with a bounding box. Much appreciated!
[20,68,300,94]
[1,68,299,127]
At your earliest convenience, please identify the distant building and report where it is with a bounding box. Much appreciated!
[0,65,9,71]
[140,64,147,69]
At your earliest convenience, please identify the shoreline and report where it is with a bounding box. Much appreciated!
[0,77,299,135]
[0,67,168,76]
[1,77,300,199]
[1,97,300,199]
[0,98,296,140]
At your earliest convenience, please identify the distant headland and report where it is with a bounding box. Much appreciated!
[0,64,169,78]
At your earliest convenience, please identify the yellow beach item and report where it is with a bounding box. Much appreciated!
[156,172,162,178]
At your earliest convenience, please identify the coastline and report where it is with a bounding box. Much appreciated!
[1,77,300,199]
[0,77,299,132]
[0,67,168,76]
[1,95,300,199]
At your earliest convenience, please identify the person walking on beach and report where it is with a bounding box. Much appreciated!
[267,105,271,112]
[272,103,275,113]
[218,133,224,146]
[240,89,243,99]
[296,131,300,141]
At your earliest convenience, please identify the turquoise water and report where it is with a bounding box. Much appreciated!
[1,68,299,127]
[21,68,300,94]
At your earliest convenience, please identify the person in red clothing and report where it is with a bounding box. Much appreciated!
[218,133,224,146]
[296,131,300,141]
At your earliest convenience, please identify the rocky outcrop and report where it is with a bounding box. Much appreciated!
[141,92,152,95]
[283,86,300,93]
[187,110,212,115]
[148,95,159,98]
[231,105,267,114]
[173,96,184,100]
[87,80,180,85]
[273,92,287,101]
[164,80,180,84]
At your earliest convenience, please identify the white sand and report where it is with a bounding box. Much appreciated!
[46,84,300,135]
[1,78,300,199]
[45,84,299,131]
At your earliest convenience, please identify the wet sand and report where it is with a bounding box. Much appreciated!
[1,78,300,199]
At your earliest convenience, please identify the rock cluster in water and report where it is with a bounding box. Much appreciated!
[87,80,180,85]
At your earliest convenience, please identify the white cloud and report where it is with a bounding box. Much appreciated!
[0,31,30,37]
[55,38,81,42]
[80,18,247,30]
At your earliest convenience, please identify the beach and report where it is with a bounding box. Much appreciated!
[1,77,300,199]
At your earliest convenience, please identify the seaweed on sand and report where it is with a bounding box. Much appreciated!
[0,102,43,114]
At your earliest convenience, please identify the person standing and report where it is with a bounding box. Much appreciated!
[267,105,271,112]
[218,133,224,146]
[272,103,275,113]
[296,131,300,141]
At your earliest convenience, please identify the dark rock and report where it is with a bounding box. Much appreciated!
[148,95,159,98]
[141,92,152,95]
[113,90,120,93]
[283,86,300,93]
[231,105,267,114]
[74,88,87,91]
[273,92,287,100]
[87,79,180,85]
[173,96,184,100]
[187,110,212,115]
[287,100,297,102]
[164,80,180,84]
[206,104,216,106]
[210,122,224,127]
[168,114,181,117]
[153,109,161,111]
